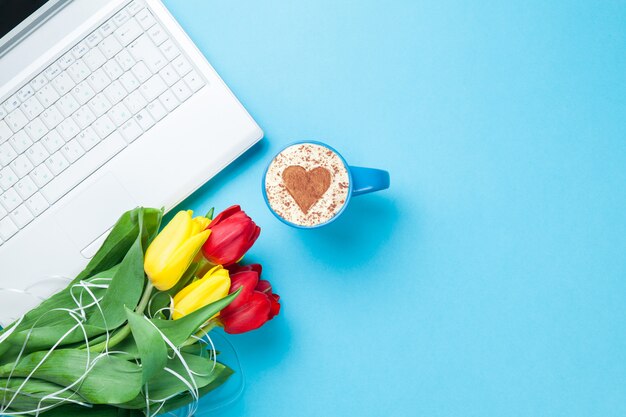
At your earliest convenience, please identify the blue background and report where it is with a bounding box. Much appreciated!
[163,1,626,416]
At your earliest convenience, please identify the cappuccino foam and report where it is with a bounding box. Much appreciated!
[265,143,350,227]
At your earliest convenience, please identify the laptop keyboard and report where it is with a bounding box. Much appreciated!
[0,0,206,246]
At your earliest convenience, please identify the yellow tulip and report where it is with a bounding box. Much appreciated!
[171,265,231,320]
[144,210,211,291]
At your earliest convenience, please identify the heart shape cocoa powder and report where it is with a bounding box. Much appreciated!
[282,165,332,214]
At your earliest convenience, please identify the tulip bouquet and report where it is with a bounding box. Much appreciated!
[0,205,279,417]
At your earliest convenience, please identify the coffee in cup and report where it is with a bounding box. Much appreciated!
[264,143,350,227]
[263,141,390,229]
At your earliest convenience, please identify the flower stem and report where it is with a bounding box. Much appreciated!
[88,282,154,353]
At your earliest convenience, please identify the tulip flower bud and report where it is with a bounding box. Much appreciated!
[144,210,211,291]
[171,265,231,320]
[202,205,260,266]
[219,264,280,334]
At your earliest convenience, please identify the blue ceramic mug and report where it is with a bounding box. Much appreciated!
[262,141,390,228]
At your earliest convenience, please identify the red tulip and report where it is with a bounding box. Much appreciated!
[220,264,280,334]
[202,205,260,266]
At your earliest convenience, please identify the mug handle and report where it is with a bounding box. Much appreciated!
[349,166,390,196]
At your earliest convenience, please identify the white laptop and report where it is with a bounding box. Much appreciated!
[0,0,263,323]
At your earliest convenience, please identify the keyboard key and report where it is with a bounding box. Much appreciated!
[123,90,147,114]
[172,79,192,102]
[113,9,130,26]
[15,176,37,199]
[44,63,62,81]
[45,151,70,176]
[93,114,115,138]
[119,118,142,143]
[0,217,18,240]
[184,70,206,92]
[25,142,49,166]
[4,95,21,114]
[30,165,53,188]
[131,61,151,83]
[36,84,60,107]
[160,39,180,61]
[0,106,6,120]
[137,9,157,30]
[5,109,29,132]
[68,59,91,83]
[115,49,136,72]
[87,68,112,93]
[30,73,48,91]
[115,18,143,46]
[41,130,64,153]
[126,1,144,15]
[24,118,48,141]
[40,106,64,129]
[86,31,103,48]
[72,41,89,59]
[147,23,168,46]
[10,155,34,178]
[56,94,80,117]
[61,139,85,163]
[83,48,107,71]
[9,131,32,154]
[71,81,96,105]
[51,72,76,95]
[56,118,80,141]
[99,21,117,38]
[0,204,6,219]
[0,121,12,143]
[159,64,179,87]
[103,80,128,105]
[100,35,123,59]
[0,167,18,190]
[72,106,97,129]
[0,143,17,167]
[146,99,166,121]
[58,52,75,70]
[133,109,154,131]
[88,93,113,117]
[128,35,167,73]
[119,71,140,92]
[10,205,34,228]
[108,102,132,127]
[76,127,100,151]
[25,192,50,216]
[1,188,22,211]
[41,132,126,203]
[17,85,35,102]
[139,75,166,102]
[159,90,179,112]
[103,60,124,80]
[21,96,44,120]
[172,55,192,76]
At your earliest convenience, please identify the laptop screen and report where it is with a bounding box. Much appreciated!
[0,0,51,39]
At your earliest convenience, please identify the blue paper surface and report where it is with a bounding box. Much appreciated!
[162,1,626,416]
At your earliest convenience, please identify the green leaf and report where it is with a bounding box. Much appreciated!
[117,353,229,409]
[11,267,117,333]
[73,207,162,284]
[0,350,143,404]
[87,237,146,330]
[151,289,240,347]
[205,207,215,220]
[0,377,86,414]
[158,362,234,414]
[7,324,107,351]
[125,308,167,383]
